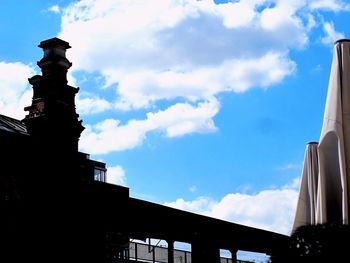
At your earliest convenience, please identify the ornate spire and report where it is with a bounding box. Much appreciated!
[37,37,72,81]
[23,37,84,153]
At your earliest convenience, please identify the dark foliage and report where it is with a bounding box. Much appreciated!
[270,223,350,262]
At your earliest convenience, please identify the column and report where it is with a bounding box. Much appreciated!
[167,240,174,263]
[192,240,220,263]
[230,248,237,262]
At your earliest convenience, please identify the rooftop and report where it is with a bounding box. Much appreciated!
[0,114,28,135]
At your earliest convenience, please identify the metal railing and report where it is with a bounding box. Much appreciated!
[128,241,252,263]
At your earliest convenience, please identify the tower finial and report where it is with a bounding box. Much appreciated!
[23,37,84,153]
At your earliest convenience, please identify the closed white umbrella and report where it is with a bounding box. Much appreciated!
[316,39,350,225]
[292,142,319,233]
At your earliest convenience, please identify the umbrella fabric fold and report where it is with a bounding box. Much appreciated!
[316,39,350,225]
[292,142,319,233]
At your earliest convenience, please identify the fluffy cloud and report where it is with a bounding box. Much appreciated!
[76,94,112,115]
[321,21,345,45]
[47,5,61,13]
[80,99,219,154]
[165,196,216,215]
[52,0,348,152]
[106,165,126,186]
[56,0,305,152]
[164,179,300,235]
[59,0,304,109]
[0,62,35,119]
[309,0,350,11]
[109,52,295,110]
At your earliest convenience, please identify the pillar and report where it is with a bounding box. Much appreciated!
[167,240,174,263]
[192,240,220,263]
[230,248,238,262]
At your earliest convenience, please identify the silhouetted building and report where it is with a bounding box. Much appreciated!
[0,38,288,263]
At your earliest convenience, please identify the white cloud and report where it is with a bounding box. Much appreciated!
[48,5,61,13]
[76,94,112,115]
[309,0,350,11]
[164,179,300,235]
[0,62,35,119]
[165,196,216,215]
[80,99,219,154]
[106,165,126,186]
[321,21,345,45]
[260,1,304,31]
[216,0,257,28]
[110,52,295,110]
[306,14,317,31]
[59,0,304,108]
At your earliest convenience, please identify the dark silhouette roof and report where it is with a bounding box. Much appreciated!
[38,37,71,49]
[0,114,28,135]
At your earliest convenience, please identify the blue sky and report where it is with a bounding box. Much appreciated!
[1,0,349,251]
